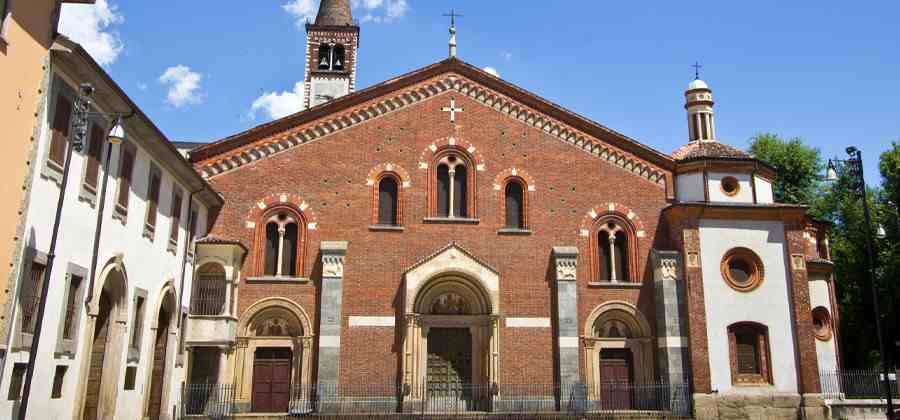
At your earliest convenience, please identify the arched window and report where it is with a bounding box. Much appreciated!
[728,322,771,385]
[504,180,525,229]
[433,152,472,219]
[258,209,304,277]
[317,44,332,70]
[595,219,633,283]
[192,264,226,316]
[377,176,399,226]
[332,44,345,70]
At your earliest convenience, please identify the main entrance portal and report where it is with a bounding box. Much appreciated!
[427,328,472,388]
[252,348,293,413]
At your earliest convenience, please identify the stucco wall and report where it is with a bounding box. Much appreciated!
[699,218,799,394]
[676,171,704,202]
[809,278,838,374]
[755,176,775,204]
[707,172,754,203]
[0,0,57,360]
[0,69,210,420]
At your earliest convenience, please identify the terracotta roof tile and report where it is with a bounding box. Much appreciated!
[671,141,751,161]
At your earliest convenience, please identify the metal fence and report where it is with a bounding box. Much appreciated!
[820,369,900,400]
[182,381,691,419]
[183,383,235,419]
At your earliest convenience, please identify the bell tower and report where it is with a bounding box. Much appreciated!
[684,66,717,143]
[304,0,359,109]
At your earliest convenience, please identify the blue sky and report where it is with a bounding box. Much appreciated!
[59,1,899,184]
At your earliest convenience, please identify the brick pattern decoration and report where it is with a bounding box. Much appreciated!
[194,68,669,189]
[493,168,535,230]
[367,163,411,226]
[785,221,823,393]
[201,77,672,386]
[672,218,713,394]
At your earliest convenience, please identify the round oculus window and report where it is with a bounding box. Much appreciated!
[721,248,764,292]
[811,307,833,341]
[721,177,741,196]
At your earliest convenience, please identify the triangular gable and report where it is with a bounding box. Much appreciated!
[190,58,675,185]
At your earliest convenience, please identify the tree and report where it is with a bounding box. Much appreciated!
[749,133,824,209]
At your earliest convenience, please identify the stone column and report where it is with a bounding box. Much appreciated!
[317,241,347,387]
[552,247,580,386]
[652,250,689,385]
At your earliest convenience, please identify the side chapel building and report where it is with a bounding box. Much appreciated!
[183,1,841,418]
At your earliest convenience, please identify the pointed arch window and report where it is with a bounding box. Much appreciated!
[256,208,305,278]
[504,179,526,229]
[377,176,400,226]
[432,152,474,219]
[591,216,637,283]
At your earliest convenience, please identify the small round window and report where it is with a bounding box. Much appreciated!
[721,248,764,292]
[721,177,741,196]
[811,307,833,341]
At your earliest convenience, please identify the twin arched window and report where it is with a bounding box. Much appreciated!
[260,209,304,277]
[593,217,635,283]
[318,43,346,71]
[435,153,470,218]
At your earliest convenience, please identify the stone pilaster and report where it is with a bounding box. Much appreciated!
[552,246,580,386]
[317,241,347,386]
[652,250,689,385]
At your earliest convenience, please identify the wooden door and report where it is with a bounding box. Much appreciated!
[427,328,473,393]
[252,348,293,413]
[84,294,112,420]
[599,349,633,410]
[147,310,170,419]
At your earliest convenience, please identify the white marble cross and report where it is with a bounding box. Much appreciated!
[441,97,464,123]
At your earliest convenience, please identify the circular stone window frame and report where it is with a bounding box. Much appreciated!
[721,176,741,197]
[811,306,833,341]
[720,247,765,293]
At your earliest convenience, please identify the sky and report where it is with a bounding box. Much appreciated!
[58,1,900,184]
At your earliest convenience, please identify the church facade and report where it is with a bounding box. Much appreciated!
[178,1,842,419]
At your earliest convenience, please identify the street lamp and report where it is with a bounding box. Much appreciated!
[826,146,895,420]
[17,83,129,420]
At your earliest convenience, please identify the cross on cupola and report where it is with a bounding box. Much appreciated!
[442,97,464,123]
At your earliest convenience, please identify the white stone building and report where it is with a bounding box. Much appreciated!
[0,37,220,420]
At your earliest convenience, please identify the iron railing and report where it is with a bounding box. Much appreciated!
[821,369,900,400]
[183,383,235,419]
[190,276,226,316]
[276,381,688,418]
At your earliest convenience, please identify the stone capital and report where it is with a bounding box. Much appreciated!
[651,249,681,282]
[552,246,579,282]
[320,241,348,278]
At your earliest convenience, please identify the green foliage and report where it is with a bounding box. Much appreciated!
[748,133,824,210]
[748,134,899,368]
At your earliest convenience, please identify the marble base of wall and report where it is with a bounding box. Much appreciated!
[694,392,827,420]
[826,399,896,420]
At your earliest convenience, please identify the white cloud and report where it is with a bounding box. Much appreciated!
[58,0,124,66]
[501,51,513,61]
[483,67,500,78]
[283,0,317,28]
[159,65,204,108]
[137,83,148,91]
[249,82,306,121]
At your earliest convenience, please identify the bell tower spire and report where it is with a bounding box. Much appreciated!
[304,0,360,109]
[684,63,717,143]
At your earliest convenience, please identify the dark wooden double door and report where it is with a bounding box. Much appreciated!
[599,349,634,410]
[252,348,293,413]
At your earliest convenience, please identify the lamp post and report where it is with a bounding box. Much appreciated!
[826,146,895,420]
[18,83,127,420]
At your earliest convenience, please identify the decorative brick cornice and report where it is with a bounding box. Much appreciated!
[366,163,412,188]
[493,168,536,192]
[193,60,671,186]
[418,136,486,172]
[579,202,647,239]
[244,193,319,231]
